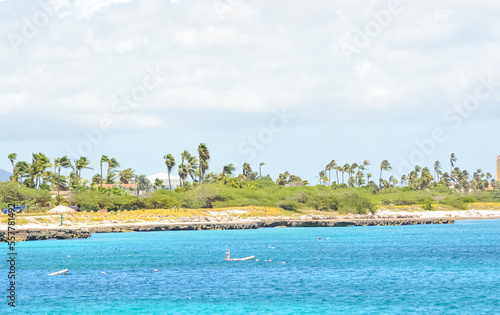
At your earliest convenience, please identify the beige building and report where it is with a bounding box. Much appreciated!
[498,155,500,181]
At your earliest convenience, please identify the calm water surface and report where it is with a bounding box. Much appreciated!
[3,219,499,314]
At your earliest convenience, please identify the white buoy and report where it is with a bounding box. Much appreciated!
[49,269,68,276]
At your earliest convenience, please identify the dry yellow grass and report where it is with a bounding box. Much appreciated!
[1,206,337,226]
[468,202,500,210]
[4,203,499,226]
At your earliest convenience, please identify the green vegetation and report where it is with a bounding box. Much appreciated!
[3,149,500,215]
[0,181,51,210]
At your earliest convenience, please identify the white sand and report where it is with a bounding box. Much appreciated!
[377,209,500,218]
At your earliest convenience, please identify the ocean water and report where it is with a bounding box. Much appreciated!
[3,219,499,314]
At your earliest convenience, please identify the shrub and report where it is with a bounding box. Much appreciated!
[336,191,375,214]
[309,193,338,211]
[441,197,468,210]
[422,200,433,211]
[277,201,300,211]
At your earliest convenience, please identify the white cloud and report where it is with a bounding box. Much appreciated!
[1,0,499,178]
[52,0,133,19]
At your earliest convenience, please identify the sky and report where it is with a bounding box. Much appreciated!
[0,0,499,182]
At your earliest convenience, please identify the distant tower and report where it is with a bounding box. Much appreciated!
[498,155,500,181]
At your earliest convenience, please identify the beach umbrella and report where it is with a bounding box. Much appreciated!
[48,205,76,214]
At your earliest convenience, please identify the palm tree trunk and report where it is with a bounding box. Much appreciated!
[168,172,172,190]
[100,162,103,187]
[379,169,382,189]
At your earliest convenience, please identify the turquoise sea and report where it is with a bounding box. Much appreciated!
[3,219,499,314]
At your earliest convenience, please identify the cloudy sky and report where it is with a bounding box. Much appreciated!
[1,0,499,182]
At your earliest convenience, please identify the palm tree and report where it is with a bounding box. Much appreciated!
[356,171,365,187]
[181,150,191,165]
[379,160,392,189]
[367,173,373,184]
[362,160,370,169]
[223,164,236,176]
[135,174,151,196]
[259,162,265,177]
[434,161,442,182]
[164,154,176,190]
[451,167,459,185]
[400,174,407,187]
[486,172,493,188]
[8,153,16,180]
[197,143,210,183]
[75,157,92,188]
[342,164,349,184]
[100,155,109,187]
[51,174,67,194]
[388,175,398,188]
[318,170,327,184]
[13,161,30,184]
[106,158,120,184]
[91,174,102,186]
[351,163,359,180]
[334,166,341,183]
[32,153,52,189]
[154,178,164,191]
[53,156,73,177]
[326,160,336,184]
[186,156,198,183]
[242,163,252,179]
[450,153,457,174]
[119,168,135,184]
[178,164,188,187]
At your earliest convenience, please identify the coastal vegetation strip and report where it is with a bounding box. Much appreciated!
[1,149,499,217]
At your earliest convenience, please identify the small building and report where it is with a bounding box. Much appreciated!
[101,184,138,194]
[147,172,181,190]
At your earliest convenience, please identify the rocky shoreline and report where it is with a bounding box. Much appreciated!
[0,217,455,242]
[0,227,91,242]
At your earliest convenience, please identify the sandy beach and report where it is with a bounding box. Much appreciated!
[2,209,499,231]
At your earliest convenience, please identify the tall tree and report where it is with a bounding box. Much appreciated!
[8,153,16,180]
[342,164,350,184]
[186,155,199,183]
[197,143,210,183]
[75,157,92,188]
[106,158,120,184]
[420,167,434,189]
[32,153,52,189]
[367,173,373,184]
[13,161,30,184]
[434,161,442,182]
[178,164,187,187]
[223,164,236,176]
[379,160,392,190]
[135,174,151,195]
[326,160,336,184]
[259,162,265,178]
[388,175,398,188]
[318,170,327,185]
[119,168,135,184]
[54,156,73,177]
[242,163,252,179]
[154,178,164,191]
[450,153,457,174]
[400,174,407,187]
[100,155,109,187]
[164,154,176,190]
